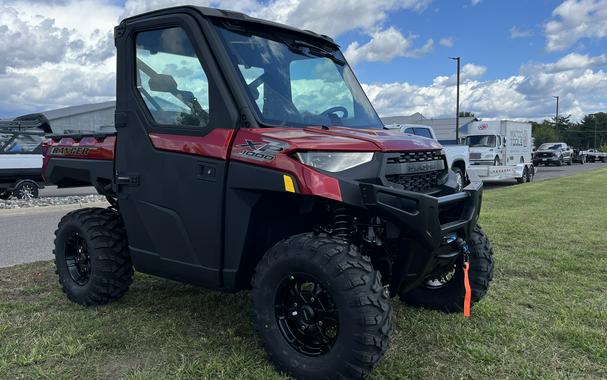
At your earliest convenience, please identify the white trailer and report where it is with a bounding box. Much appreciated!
[466,120,535,183]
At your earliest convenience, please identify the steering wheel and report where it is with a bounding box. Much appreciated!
[320,106,348,119]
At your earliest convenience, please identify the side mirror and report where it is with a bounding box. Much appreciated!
[148,74,178,93]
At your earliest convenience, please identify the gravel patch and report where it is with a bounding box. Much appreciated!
[0,194,107,210]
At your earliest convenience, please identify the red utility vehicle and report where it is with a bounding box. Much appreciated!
[43,6,494,379]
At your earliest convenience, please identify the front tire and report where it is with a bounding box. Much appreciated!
[251,233,391,379]
[54,208,133,306]
[452,167,464,192]
[399,225,494,313]
[14,181,39,199]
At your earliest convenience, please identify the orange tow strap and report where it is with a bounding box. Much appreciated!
[463,261,471,318]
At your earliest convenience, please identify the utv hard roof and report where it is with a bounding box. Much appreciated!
[120,5,337,48]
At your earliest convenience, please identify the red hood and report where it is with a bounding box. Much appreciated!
[251,126,442,152]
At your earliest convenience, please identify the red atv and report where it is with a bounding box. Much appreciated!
[43,6,494,379]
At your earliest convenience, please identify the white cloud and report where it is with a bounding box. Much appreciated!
[545,0,607,51]
[122,0,432,36]
[439,37,454,47]
[344,28,433,65]
[470,0,482,5]
[366,55,607,120]
[510,26,533,39]
[0,0,121,115]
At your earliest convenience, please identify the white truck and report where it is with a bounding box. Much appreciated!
[385,124,469,191]
[0,120,47,199]
[466,120,535,184]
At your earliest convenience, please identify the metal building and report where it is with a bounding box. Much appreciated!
[15,101,116,135]
[43,101,116,134]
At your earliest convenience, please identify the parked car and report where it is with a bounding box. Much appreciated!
[586,149,607,163]
[384,124,469,191]
[533,142,573,166]
[41,6,495,379]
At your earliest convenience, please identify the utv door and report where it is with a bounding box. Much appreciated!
[114,14,238,288]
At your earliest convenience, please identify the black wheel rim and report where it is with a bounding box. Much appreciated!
[274,273,339,356]
[65,234,91,285]
[423,264,457,289]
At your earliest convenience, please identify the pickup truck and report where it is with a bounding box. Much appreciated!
[0,118,47,199]
[585,149,607,163]
[41,6,494,379]
[384,124,469,191]
[533,142,573,166]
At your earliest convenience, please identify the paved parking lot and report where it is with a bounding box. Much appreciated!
[484,162,605,188]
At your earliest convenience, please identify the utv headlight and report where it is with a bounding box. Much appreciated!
[295,152,374,172]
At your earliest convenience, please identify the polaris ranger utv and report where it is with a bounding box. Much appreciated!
[43,6,494,379]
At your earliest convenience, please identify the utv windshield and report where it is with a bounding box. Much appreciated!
[215,22,382,129]
[466,135,496,148]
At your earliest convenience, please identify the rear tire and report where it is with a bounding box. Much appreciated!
[54,208,133,306]
[399,225,494,313]
[516,167,529,184]
[527,166,534,182]
[251,233,391,379]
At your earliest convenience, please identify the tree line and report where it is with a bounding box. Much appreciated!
[532,113,607,151]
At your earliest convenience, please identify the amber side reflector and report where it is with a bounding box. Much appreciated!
[283,175,295,193]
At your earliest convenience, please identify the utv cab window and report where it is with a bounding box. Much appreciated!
[216,23,382,129]
[135,27,210,128]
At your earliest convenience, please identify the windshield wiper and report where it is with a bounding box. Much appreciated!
[289,40,345,65]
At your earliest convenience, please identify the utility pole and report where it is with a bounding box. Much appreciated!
[450,57,461,144]
[553,96,559,133]
[594,114,598,149]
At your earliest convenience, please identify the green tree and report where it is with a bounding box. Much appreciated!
[531,120,559,147]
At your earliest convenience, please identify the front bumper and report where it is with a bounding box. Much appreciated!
[533,156,559,164]
[338,169,482,250]
[355,173,482,251]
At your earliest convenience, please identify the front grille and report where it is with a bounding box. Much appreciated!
[386,150,442,164]
[385,171,443,192]
[385,150,446,193]
[537,152,554,158]
[469,152,481,160]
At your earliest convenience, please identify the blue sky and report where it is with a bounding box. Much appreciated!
[348,1,568,84]
[1,0,606,120]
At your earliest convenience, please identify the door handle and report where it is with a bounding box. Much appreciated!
[197,163,216,182]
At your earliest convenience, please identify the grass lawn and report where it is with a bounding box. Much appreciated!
[1,169,606,380]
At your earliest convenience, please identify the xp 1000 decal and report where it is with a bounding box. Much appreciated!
[237,139,289,161]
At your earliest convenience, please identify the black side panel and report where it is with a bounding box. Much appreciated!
[121,150,227,289]
[222,162,312,292]
[44,158,113,191]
